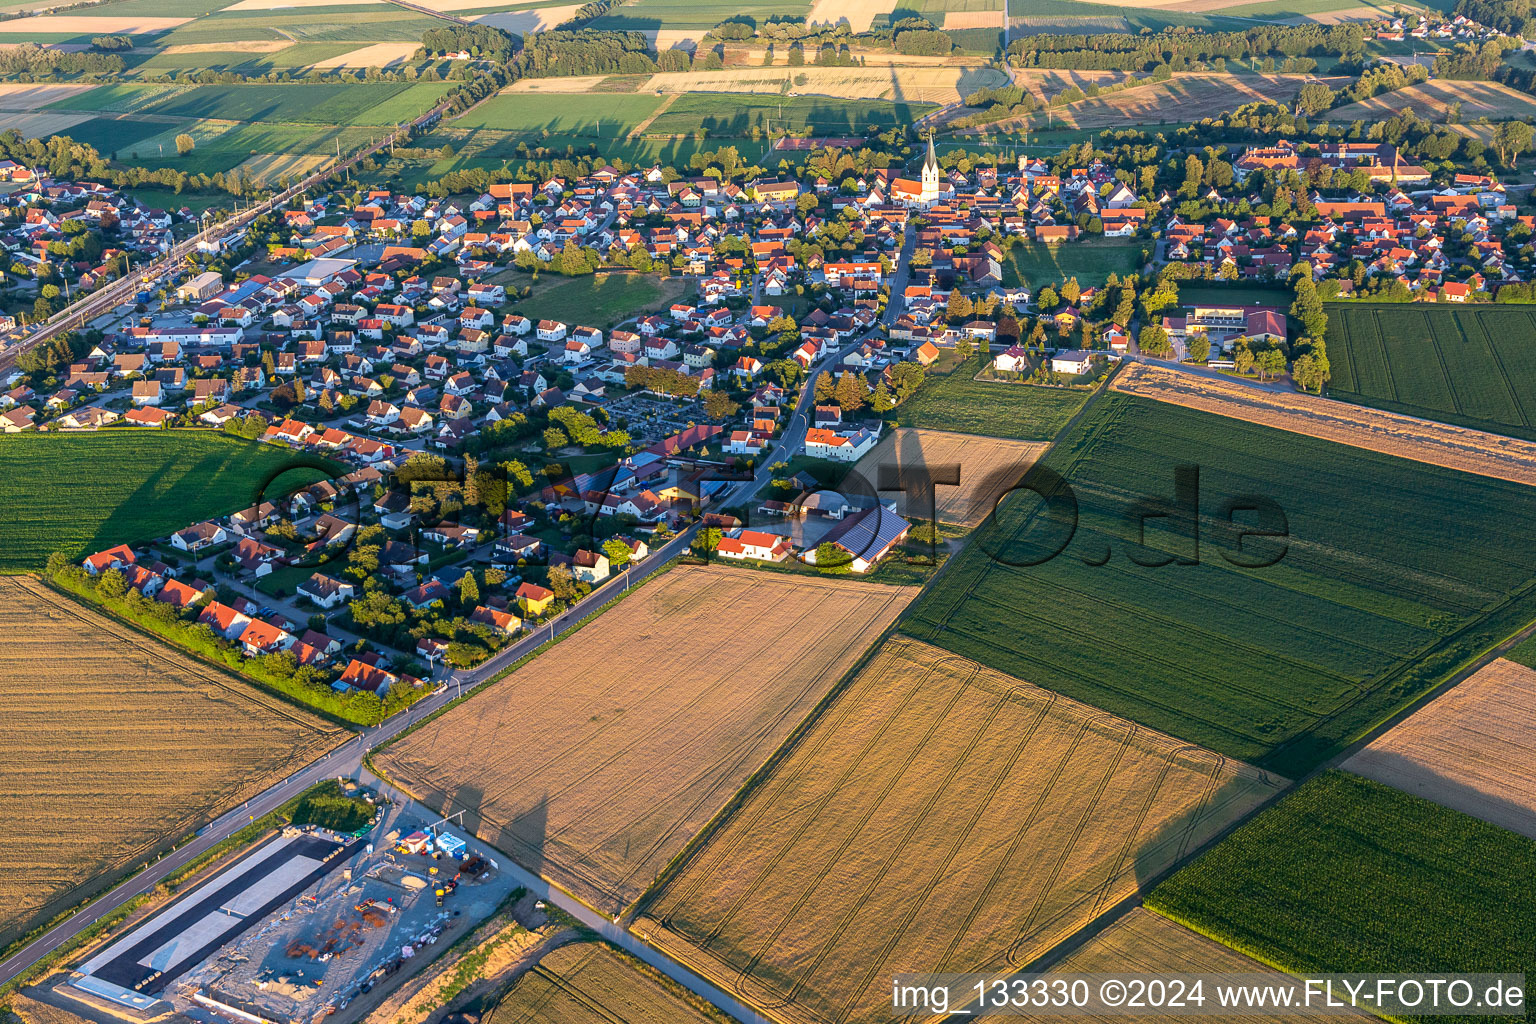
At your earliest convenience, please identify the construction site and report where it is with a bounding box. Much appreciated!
[55,789,517,1024]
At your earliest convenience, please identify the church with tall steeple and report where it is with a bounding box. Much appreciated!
[920,131,940,205]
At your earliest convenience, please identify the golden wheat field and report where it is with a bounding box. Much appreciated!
[0,577,341,948]
[1042,74,1343,130]
[849,428,1045,528]
[488,941,721,1024]
[1343,658,1536,839]
[639,636,1285,1024]
[1022,909,1367,1023]
[641,66,1008,105]
[375,566,916,915]
[1330,80,1536,123]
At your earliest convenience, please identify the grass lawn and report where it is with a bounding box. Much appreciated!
[892,353,1089,440]
[254,564,317,598]
[1000,237,1147,290]
[0,430,333,573]
[900,392,1536,775]
[514,272,693,330]
[1147,771,1536,1011]
[1326,303,1536,441]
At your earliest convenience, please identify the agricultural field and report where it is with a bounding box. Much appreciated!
[1039,73,1340,130]
[1000,237,1146,290]
[374,566,916,914]
[487,941,726,1024]
[1023,908,1369,1024]
[589,0,812,33]
[129,81,448,126]
[901,392,1536,775]
[639,636,1282,1024]
[643,93,935,137]
[149,4,441,46]
[1326,303,1536,441]
[848,428,1047,528]
[0,576,340,949]
[452,91,667,137]
[1343,658,1536,839]
[1111,360,1536,487]
[0,83,97,111]
[640,65,1007,104]
[0,431,331,574]
[892,354,1089,440]
[1147,772,1536,988]
[511,271,694,330]
[1329,79,1536,123]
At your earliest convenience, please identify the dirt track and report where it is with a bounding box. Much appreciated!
[1113,360,1536,487]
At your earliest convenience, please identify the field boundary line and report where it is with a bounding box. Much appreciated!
[627,92,678,139]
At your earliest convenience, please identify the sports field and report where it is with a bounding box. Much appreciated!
[640,637,1281,1024]
[375,566,916,913]
[1147,772,1536,991]
[487,941,725,1024]
[0,431,331,573]
[900,393,1536,775]
[0,576,340,949]
[892,354,1089,440]
[1343,658,1536,839]
[1000,238,1146,289]
[1327,303,1536,440]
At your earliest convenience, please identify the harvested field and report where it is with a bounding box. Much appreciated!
[642,65,1006,104]
[0,82,95,109]
[1011,68,1129,102]
[158,39,293,54]
[944,9,1005,27]
[470,3,584,33]
[1344,658,1536,839]
[503,74,612,93]
[1112,360,1536,488]
[220,0,377,8]
[375,566,916,914]
[640,636,1283,1024]
[1027,908,1367,1023]
[233,151,329,183]
[1030,73,1341,129]
[807,0,896,32]
[0,111,90,138]
[0,576,340,949]
[848,427,1046,528]
[15,14,191,32]
[307,41,421,67]
[1330,79,1536,122]
[488,941,722,1024]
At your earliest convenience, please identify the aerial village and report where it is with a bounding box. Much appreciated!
[7,121,1534,709]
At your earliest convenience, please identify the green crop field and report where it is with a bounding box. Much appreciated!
[97,121,375,176]
[126,43,359,76]
[1327,303,1536,441]
[0,431,330,573]
[892,353,1088,439]
[452,92,666,136]
[512,272,693,331]
[400,128,721,188]
[133,82,446,126]
[900,393,1536,775]
[590,0,811,31]
[153,5,438,45]
[644,94,935,136]
[1000,237,1147,290]
[47,83,186,114]
[1147,771,1536,1007]
[58,118,169,157]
